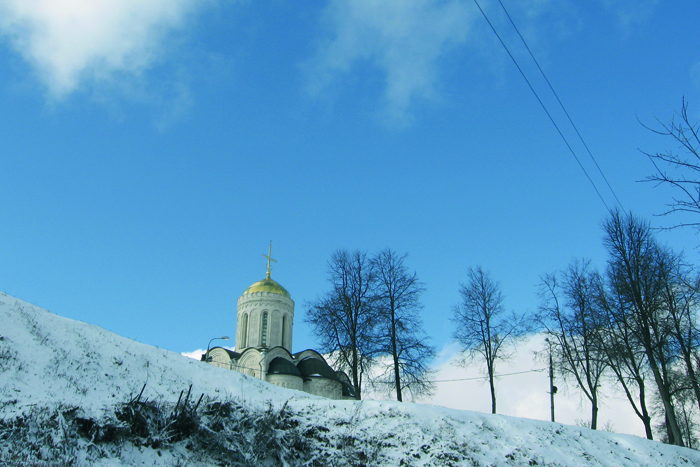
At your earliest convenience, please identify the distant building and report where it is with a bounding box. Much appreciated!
[202,245,355,400]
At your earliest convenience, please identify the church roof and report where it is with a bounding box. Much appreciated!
[297,357,338,380]
[267,357,302,377]
[242,277,291,298]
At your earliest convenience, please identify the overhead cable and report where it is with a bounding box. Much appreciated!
[495,0,625,211]
[472,0,613,212]
[432,367,547,383]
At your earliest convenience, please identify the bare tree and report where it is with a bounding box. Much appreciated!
[603,210,685,445]
[451,266,527,414]
[306,249,377,399]
[597,284,655,440]
[641,98,700,231]
[371,248,435,401]
[538,260,608,429]
[658,258,700,414]
[654,369,700,449]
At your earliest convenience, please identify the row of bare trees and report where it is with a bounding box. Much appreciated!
[537,100,700,447]
[305,248,436,402]
[538,210,700,447]
[304,218,699,444]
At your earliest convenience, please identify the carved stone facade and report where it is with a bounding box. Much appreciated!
[236,289,293,352]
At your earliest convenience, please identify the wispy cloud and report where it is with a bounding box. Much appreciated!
[599,0,659,34]
[515,0,657,37]
[0,0,209,98]
[306,0,475,126]
[690,59,700,85]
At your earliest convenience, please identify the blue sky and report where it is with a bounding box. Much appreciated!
[1,0,699,365]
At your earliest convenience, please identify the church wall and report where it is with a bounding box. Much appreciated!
[236,291,294,352]
[236,313,249,350]
[207,348,232,370]
[294,349,326,362]
[266,374,304,392]
[249,309,261,348]
[264,346,293,362]
[283,312,293,351]
[269,310,282,348]
[303,378,342,400]
[235,350,264,378]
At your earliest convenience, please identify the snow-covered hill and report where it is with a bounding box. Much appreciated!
[2,291,699,466]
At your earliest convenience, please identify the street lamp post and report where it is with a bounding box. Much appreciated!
[205,336,229,362]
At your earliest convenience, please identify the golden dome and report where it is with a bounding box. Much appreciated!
[242,277,291,298]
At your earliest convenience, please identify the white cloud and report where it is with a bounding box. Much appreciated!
[181,348,205,360]
[0,0,208,98]
[421,334,648,438]
[307,0,474,125]
[181,346,235,361]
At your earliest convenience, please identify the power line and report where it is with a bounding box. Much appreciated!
[494,0,624,211]
[471,0,613,212]
[432,367,546,383]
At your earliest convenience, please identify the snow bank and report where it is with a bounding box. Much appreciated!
[0,292,311,419]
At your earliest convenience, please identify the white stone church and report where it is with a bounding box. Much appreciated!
[202,247,356,400]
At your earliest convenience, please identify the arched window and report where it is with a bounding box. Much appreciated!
[261,312,268,347]
[282,315,287,349]
[240,313,248,348]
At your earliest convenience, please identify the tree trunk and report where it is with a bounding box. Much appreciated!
[648,357,684,446]
[392,310,402,402]
[393,352,402,402]
[684,352,700,414]
[488,364,496,414]
[352,345,361,400]
[590,394,598,430]
[637,376,654,440]
[642,416,653,440]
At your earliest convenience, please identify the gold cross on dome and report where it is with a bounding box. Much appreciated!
[263,242,276,279]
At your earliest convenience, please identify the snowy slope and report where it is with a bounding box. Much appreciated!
[0,292,301,417]
[2,291,700,466]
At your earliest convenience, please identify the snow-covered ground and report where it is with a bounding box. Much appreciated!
[2,291,699,466]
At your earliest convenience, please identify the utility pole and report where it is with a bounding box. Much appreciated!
[546,338,556,422]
